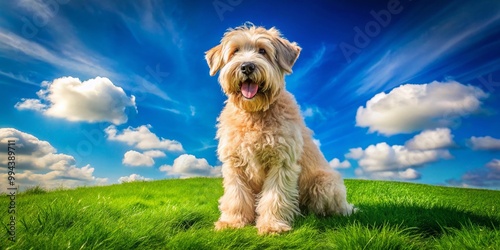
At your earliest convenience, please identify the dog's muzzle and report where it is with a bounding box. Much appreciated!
[240,62,259,99]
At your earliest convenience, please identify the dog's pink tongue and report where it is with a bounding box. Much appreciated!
[241,81,259,99]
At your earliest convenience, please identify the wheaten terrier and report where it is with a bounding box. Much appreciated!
[206,23,355,235]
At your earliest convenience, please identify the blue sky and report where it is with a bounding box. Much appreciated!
[1,0,500,190]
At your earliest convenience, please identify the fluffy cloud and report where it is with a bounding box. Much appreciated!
[118,174,153,183]
[356,81,487,135]
[0,128,74,171]
[487,159,500,171]
[14,98,46,111]
[347,129,454,180]
[313,138,321,148]
[486,159,500,172]
[160,154,221,178]
[355,168,421,180]
[346,147,363,159]
[122,150,166,167]
[105,125,183,152]
[0,128,108,190]
[468,136,500,151]
[347,142,451,172]
[301,105,326,120]
[15,76,136,125]
[329,158,351,169]
[405,128,455,150]
[447,159,500,189]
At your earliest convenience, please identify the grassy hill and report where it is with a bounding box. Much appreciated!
[1,178,499,249]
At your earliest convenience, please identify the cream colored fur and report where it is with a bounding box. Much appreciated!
[206,24,355,235]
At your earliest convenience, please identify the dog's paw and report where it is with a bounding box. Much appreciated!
[214,220,247,231]
[351,206,360,214]
[342,204,358,216]
[256,221,292,235]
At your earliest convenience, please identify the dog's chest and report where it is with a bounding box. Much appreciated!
[219,111,302,168]
[236,122,285,183]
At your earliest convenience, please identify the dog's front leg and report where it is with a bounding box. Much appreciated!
[215,164,255,230]
[256,162,301,234]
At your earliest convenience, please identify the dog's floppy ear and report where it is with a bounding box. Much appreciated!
[274,37,301,74]
[205,44,224,76]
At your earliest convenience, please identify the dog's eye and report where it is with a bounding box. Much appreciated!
[258,48,266,55]
[233,48,239,54]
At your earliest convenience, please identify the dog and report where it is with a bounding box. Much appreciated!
[205,23,355,235]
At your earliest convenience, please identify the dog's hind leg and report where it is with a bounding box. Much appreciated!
[303,169,356,216]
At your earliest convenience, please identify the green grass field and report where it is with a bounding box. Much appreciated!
[1,178,499,249]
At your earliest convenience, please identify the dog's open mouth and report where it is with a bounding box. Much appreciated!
[241,80,259,99]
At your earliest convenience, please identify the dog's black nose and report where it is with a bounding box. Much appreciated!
[240,62,255,75]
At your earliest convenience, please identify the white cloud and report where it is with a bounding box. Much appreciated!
[301,105,325,119]
[105,125,183,152]
[313,138,321,148]
[0,128,108,190]
[15,76,136,125]
[6,166,109,190]
[447,159,500,189]
[468,136,500,151]
[118,174,152,183]
[159,154,221,178]
[487,159,500,171]
[347,142,451,173]
[190,105,196,116]
[329,158,351,169]
[347,129,455,180]
[14,98,46,111]
[356,168,421,180]
[405,128,455,150]
[302,107,315,118]
[0,128,75,171]
[345,147,364,159]
[122,150,165,167]
[356,81,487,135]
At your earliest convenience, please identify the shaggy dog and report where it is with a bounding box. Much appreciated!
[205,24,355,234]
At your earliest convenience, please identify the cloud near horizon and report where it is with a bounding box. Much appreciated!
[118,174,153,183]
[0,128,108,190]
[347,128,455,180]
[160,154,221,178]
[446,159,500,189]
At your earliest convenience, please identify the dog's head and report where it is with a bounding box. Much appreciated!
[205,23,301,112]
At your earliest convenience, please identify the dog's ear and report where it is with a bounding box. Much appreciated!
[205,44,224,76]
[274,37,301,74]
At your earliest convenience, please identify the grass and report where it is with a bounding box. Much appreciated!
[1,178,499,249]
